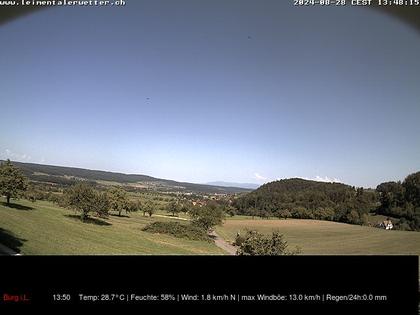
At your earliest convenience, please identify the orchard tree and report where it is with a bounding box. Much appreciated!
[65,182,97,221]
[91,191,110,218]
[0,159,28,205]
[180,202,191,214]
[189,202,225,232]
[24,185,37,203]
[167,201,181,216]
[128,199,142,214]
[144,202,155,217]
[108,187,129,216]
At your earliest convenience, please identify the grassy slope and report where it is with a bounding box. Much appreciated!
[0,198,225,255]
[216,218,420,255]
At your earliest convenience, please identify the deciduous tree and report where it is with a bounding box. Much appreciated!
[0,159,28,205]
[189,202,225,231]
[144,202,155,217]
[108,187,129,217]
[65,182,97,221]
[167,201,181,216]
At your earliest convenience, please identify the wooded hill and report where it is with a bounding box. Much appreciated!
[234,178,376,224]
[234,173,420,231]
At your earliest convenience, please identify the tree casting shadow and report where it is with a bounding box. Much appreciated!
[0,228,26,254]
[1,202,34,211]
[64,214,112,226]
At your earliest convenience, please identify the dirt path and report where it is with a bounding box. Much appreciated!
[209,231,237,255]
[153,214,189,221]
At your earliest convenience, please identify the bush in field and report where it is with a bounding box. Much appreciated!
[395,218,411,231]
[236,230,301,256]
[142,221,210,241]
[234,233,246,246]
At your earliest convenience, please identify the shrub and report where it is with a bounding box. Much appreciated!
[395,221,411,231]
[234,233,246,246]
[236,230,301,256]
[142,221,210,241]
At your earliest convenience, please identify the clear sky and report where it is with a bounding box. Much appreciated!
[1,1,419,188]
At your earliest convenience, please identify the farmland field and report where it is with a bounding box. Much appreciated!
[216,218,420,255]
[0,198,225,255]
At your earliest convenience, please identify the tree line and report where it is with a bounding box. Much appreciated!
[376,172,420,230]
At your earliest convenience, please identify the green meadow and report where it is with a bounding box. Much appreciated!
[216,218,420,255]
[0,198,225,255]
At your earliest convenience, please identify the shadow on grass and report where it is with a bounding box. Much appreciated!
[1,202,34,211]
[64,214,112,226]
[109,213,130,218]
[0,228,26,254]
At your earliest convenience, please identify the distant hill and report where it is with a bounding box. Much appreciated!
[3,161,251,194]
[206,181,260,190]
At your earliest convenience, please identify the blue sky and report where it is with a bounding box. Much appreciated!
[1,1,419,188]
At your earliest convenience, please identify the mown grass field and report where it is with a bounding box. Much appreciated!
[216,218,420,255]
[0,198,225,255]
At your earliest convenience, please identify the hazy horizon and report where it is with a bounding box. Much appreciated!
[1,1,419,188]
